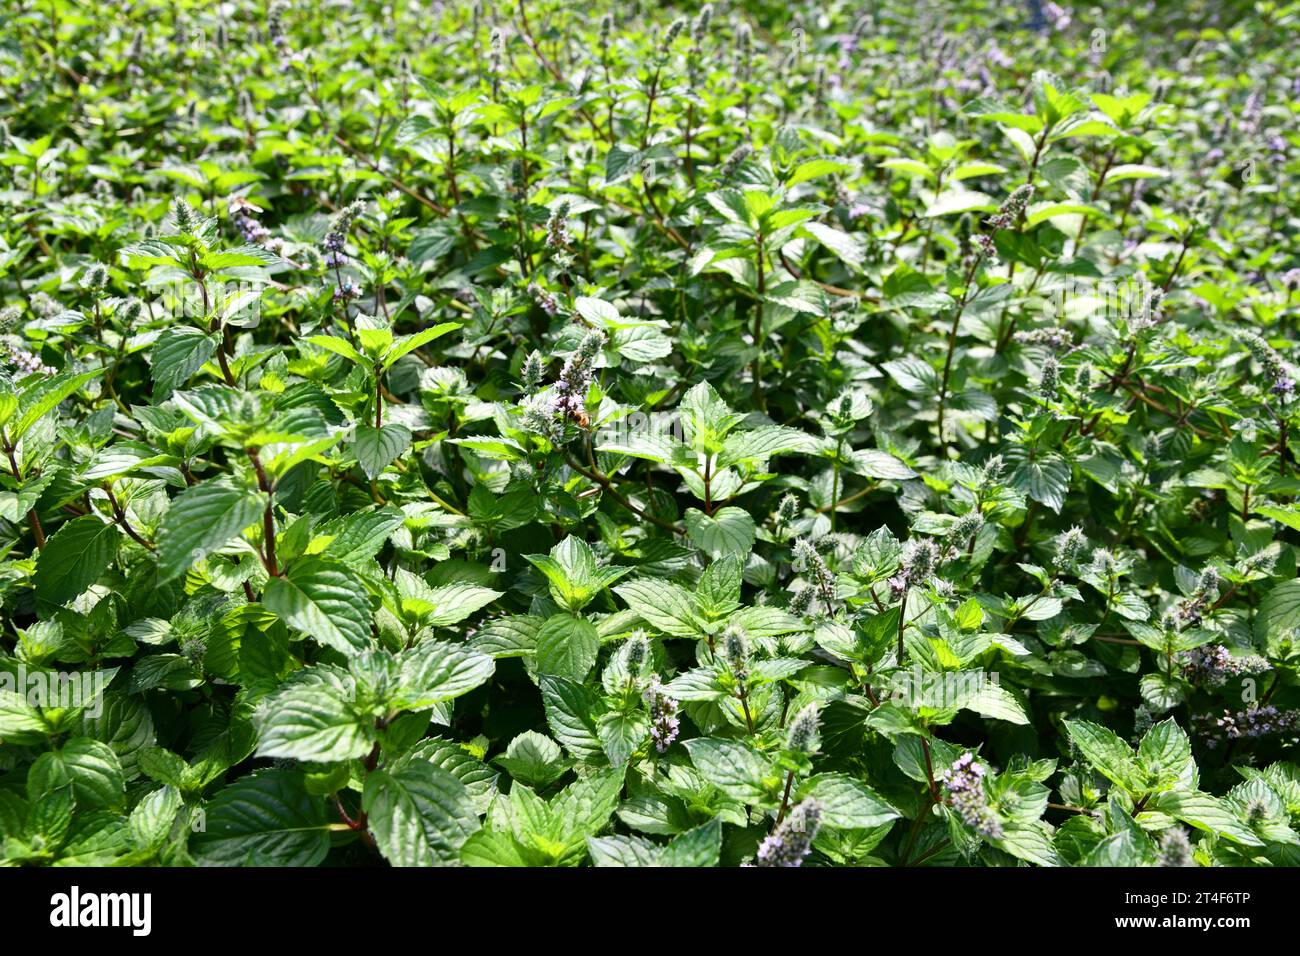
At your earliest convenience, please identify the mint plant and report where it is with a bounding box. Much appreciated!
[1,1,1298,869]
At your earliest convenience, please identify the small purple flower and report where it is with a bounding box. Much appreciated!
[788,585,815,617]
[322,200,365,264]
[545,201,572,250]
[895,539,939,596]
[1158,828,1193,867]
[785,704,821,754]
[1043,2,1072,30]
[1013,326,1073,351]
[1180,644,1269,685]
[644,680,680,753]
[792,537,837,613]
[230,197,272,246]
[985,185,1034,231]
[2,342,54,377]
[1239,331,1296,403]
[549,328,605,425]
[528,282,561,317]
[1198,705,1300,747]
[268,0,290,51]
[941,752,1002,839]
[756,799,823,867]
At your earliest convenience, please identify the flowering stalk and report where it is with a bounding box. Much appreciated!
[889,539,938,661]
[721,624,755,734]
[935,245,989,452]
[756,798,823,867]
[940,752,1002,839]
[644,680,680,753]
[1,426,45,549]
[792,538,837,616]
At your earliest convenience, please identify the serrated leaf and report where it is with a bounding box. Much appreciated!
[534,612,601,682]
[396,640,496,708]
[363,762,480,866]
[1064,719,1144,793]
[10,368,101,442]
[682,737,770,803]
[685,506,756,559]
[33,516,119,607]
[799,773,900,829]
[254,667,371,763]
[191,769,331,866]
[352,423,412,479]
[156,479,264,582]
[614,578,701,638]
[28,738,125,811]
[152,327,218,399]
[540,675,603,761]
[264,557,373,654]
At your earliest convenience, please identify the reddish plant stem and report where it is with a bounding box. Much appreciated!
[247,449,279,577]
[3,431,45,549]
[105,484,154,551]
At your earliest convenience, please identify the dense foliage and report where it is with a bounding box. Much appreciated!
[2,0,1299,869]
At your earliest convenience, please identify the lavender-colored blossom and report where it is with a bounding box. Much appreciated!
[1239,331,1295,403]
[1014,326,1073,351]
[941,752,1003,839]
[1198,705,1300,748]
[644,680,680,753]
[785,703,821,754]
[948,510,984,550]
[521,350,545,392]
[1043,2,1072,30]
[80,262,108,293]
[720,145,751,182]
[787,584,815,617]
[1053,527,1087,570]
[846,200,872,221]
[545,200,572,250]
[973,232,998,261]
[550,328,605,424]
[230,196,272,246]
[792,537,837,612]
[268,0,290,51]
[721,623,749,679]
[756,799,823,867]
[323,200,364,259]
[2,342,53,377]
[1179,644,1270,685]
[528,282,561,317]
[775,493,800,528]
[1038,353,1059,400]
[1157,828,1193,867]
[985,184,1035,231]
[891,538,939,599]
